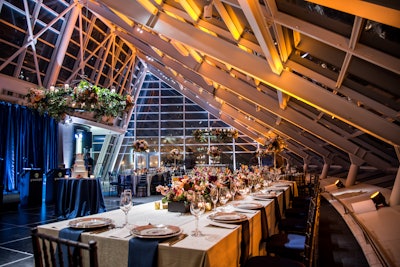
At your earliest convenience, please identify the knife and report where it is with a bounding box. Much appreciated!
[167,233,188,246]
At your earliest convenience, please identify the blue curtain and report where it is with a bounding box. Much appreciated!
[0,102,58,191]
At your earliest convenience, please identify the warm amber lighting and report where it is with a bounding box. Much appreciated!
[335,179,345,188]
[136,0,158,15]
[238,44,252,53]
[213,0,243,40]
[188,48,203,63]
[197,26,218,37]
[370,191,388,209]
[171,41,189,56]
[178,0,201,21]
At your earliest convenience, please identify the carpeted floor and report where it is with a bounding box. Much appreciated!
[317,197,369,267]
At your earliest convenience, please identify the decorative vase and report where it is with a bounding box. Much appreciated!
[167,201,190,213]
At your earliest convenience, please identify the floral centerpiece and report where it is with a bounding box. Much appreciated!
[156,175,211,212]
[170,148,181,166]
[207,146,221,157]
[25,80,133,124]
[132,139,149,152]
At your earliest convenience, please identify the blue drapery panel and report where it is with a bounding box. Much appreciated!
[0,102,58,191]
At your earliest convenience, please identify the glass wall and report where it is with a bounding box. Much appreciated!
[113,73,261,172]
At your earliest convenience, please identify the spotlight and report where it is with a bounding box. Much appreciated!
[370,191,388,209]
[335,179,345,189]
[203,4,212,19]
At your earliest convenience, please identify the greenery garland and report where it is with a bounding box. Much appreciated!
[192,128,238,143]
[25,80,133,124]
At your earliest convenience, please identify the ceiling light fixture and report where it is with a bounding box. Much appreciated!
[203,3,213,19]
[370,191,388,209]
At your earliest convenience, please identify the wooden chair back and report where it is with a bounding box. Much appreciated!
[31,227,98,267]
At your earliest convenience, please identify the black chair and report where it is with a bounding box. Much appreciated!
[136,174,148,197]
[279,196,317,234]
[263,193,320,265]
[122,175,133,191]
[150,173,164,194]
[109,172,123,196]
[31,227,98,267]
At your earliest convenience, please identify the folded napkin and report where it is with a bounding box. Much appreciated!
[234,208,257,214]
[237,220,250,266]
[270,196,281,226]
[108,227,132,238]
[57,228,85,266]
[128,238,159,267]
[257,207,269,240]
[208,221,238,229]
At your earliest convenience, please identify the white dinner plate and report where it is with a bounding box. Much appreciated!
[68,217,113,229]
[232,202,263,210]
[208,212,248,223]
[131,224,182,239]
[251,193,276,200]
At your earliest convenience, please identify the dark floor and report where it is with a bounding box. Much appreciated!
[0,195,369,267]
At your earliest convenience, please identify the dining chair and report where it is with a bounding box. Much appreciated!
[109,172,122,197]
[262,193,320,265]
[136,174,148,197]
[31,227,98,267]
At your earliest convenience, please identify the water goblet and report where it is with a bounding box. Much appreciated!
[210,186,219,212]
[219,187,230,206]
[119,189,132,227]
[190,193,206,237]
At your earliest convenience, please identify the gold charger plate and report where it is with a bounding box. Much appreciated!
[131,224,182,239]
[68,217,113,229]
[208,212,248,223]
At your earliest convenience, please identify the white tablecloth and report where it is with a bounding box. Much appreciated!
[38,183,291,267]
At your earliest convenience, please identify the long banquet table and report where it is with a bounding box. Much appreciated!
[38,182,293,267]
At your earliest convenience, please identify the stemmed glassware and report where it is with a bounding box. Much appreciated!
[219,187,230,206]
[237,182,249,198]
[190,192,206,237]
[119,189,132,227]
[210,186,219,212]
[230,182,237,201]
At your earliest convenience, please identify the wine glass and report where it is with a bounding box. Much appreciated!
[219,187,230,206]
[237,182,249,198]
[230,182,237,201]
[190,192,206,237]
[119,189,132,227]
[210,186,219,212]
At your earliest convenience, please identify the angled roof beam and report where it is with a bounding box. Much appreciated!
[306,0,400,29]
[237,0,283,74]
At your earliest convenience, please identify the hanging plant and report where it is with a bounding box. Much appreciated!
[25,80,134,124]
[265,136,286,153]
[192,128,238,143]
[132,139,149,152]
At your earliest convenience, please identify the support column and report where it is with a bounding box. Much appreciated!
[345,154,364,187]
[389,146,400,206]
[320,157,332,179]
[44,3,80,87]
[320,163,330,179]
[303,157,311,176]
[346,163,359,187]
